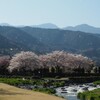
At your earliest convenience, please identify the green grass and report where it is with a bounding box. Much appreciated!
[77,88,100,100]
[93,80,100,85]
[0,77,65,87]
[0,78,49,86]
[0,77,66,96]
[0,78,58,95]
[0,78,34,86]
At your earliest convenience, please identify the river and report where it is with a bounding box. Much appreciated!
[55,83,100,100]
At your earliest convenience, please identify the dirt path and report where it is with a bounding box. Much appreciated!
[0,83,65,100]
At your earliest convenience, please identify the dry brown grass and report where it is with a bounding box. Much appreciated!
[0,83,65,100]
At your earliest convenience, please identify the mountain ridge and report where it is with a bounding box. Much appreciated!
[32,23,59,29]
[64,24,100,34]
[1,23,100,34]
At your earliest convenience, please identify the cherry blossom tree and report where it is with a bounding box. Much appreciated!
[8,51,94,76]
[39,51,94,74]
[39,51,67,73]
[8,51,40,75]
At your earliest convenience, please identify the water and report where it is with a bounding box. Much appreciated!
[66,96,79,100]
[55,83,100,100]
[56,92,79,100]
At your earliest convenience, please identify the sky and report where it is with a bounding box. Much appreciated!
[0,0,100,27]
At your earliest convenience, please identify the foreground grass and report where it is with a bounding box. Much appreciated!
[0,77,36,86]
[77,88,100,100]
[0,83,64,100]
[77,80,100,100]
[0,77,65,87]
[93,80,100,85]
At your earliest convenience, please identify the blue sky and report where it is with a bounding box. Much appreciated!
[0,0,100,27]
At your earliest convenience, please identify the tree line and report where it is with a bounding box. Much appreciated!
[0,51,100,77]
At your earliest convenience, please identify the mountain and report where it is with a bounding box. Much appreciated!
[64,24,100,34]
[0,34,17,48]
[0,33,23,55]
[21,27,100,62]
[0,23,11,26]
[21,27,100,50]
[0,26,48,53]
[32,23,59,29]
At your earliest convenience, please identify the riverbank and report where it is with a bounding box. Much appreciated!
[77,80,100,100]
[0,77,100,100]
[0,83,64,100]
[77,88,100,100]
[56,82,100,100]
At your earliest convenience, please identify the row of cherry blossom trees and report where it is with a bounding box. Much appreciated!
[6,51,95,76]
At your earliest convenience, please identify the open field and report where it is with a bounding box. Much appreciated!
[0,83,64,100]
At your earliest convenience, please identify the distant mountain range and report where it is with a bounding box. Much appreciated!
[64,24,100,34]
[0,32,23,55]
[30,23,100,34]
[33,23,100,34]
[0,23,11,26]
[32,23,59,29]
[0,26,48,54]
[1,23,100,34]
[21,27,100,62]
[0,24,100,63]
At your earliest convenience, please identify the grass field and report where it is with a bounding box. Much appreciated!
[0,83,64,100]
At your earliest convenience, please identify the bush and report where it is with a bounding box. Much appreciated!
[52,81,65,87]
[90,97,95,100]
[55,76,61,79]
[77,93,82,99]
[77,89,100,100]
[93,80,100,85]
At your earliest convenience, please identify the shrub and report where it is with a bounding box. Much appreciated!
[77,89,100,100]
